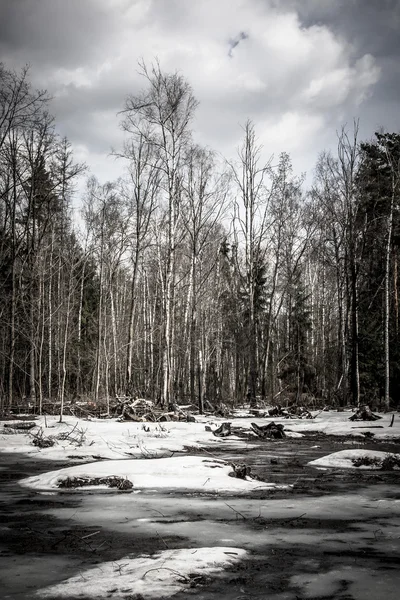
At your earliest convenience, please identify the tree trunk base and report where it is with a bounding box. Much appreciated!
[349,405,382,421]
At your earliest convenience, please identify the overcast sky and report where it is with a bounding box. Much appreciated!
[1,0,399,190]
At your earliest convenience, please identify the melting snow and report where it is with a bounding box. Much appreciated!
[0,417,249,461]
[308,449,400,469]
[20,454,286,493]
[34,546,247,599]
[1,411,399,464]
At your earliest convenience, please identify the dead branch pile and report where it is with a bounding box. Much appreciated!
[251,421,286,439]
[115,397,197,423]
[349,405,382,421]
[381,454,400,470]
[288,406,313,419]
[58,475,133,490]
[56,423,87,445]
[32,431,56,448]
[29,422,88,449]
[268,406,312,419]
[352,453,400,470]
[214,403,232,418]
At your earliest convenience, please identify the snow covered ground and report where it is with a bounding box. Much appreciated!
[0,417,244,461]
[1,410,400,599]
[1,409,398,464]
[21,454,284,493]
[233,409,400,440]
[34,547,247,599]
[309,448,400,469]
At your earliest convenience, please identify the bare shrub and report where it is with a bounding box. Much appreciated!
[381,454,400,470]
[352,455,381,468]
[58,475,133,490]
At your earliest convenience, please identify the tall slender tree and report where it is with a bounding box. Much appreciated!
[122,60,198,407]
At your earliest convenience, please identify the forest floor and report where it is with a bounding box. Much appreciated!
[0,410,400,599]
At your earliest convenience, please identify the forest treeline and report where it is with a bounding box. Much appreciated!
[1,61,399,414]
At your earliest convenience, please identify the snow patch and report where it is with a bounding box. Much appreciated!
[308,449,400,469]
[0,416,250,461]
[21,455,285,493]
[35,546,247,599]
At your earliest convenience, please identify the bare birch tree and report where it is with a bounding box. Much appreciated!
[122,60,198,407]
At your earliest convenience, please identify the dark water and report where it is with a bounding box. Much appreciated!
[207,433,400,493]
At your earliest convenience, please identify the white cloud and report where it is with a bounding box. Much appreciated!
[3,0,381,184]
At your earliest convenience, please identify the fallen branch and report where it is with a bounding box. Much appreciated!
[351,426,383,429]
[4,421,36,430]
[283,512,307,524]
[142,567,189,582]
[81,530,101,540]
[223,502,247,520]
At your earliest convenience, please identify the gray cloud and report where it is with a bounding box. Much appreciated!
[287,0,400,137]
[1,0,398,186]
[286,0,400,57]
[0,0,119,70]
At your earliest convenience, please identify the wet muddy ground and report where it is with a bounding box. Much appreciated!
[1,433,400,599]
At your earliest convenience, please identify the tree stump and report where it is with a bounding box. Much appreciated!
[251,421,286,439]
[213,422,231,437]
[349,405,382,421]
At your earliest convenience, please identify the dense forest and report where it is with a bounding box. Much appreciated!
[1,61,399,415]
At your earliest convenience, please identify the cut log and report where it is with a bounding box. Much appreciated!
[4,421,37,430]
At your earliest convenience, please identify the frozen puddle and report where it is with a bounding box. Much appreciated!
[291,566,399,600]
